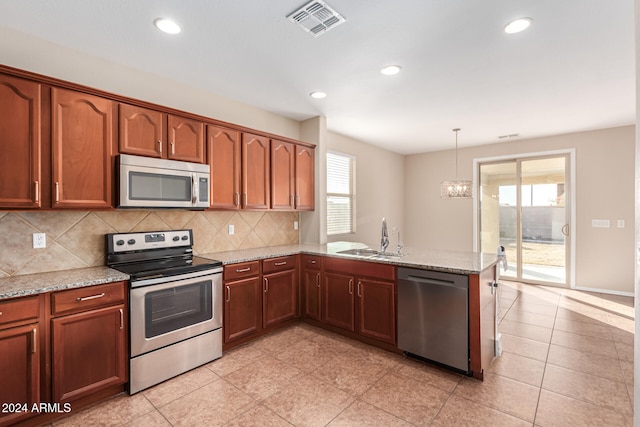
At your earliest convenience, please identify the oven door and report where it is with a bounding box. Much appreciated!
[130,271,222,357]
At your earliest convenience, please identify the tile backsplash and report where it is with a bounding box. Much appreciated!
[0,210,300,277]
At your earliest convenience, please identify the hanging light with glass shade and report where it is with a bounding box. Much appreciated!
[440,128,472,198]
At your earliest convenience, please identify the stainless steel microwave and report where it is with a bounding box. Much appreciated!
[118,154,210,209]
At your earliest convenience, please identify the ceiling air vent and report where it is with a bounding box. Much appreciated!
[287,0,345,37]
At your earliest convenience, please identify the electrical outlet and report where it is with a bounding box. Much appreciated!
[33,233,46,249]
[294,221,299,230]
[617,220,625,228]
[228,224,234,235]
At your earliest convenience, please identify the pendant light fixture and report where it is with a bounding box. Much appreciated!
[440,128,472,198]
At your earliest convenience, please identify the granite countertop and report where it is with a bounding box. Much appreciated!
[202,241,499,275]
[0,242,498,300]
[0,267,129,300]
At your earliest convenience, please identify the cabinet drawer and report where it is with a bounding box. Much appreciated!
[51,282,125,316]
[262,255,296,274]
[224,261,260,281]
[324,257,396,281]
[300,254,322,270]
[0,296,39,327]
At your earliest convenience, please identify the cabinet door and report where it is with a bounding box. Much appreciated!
[0,324,39,426]
[270,140,295,210]
[208,125,241,209]
[242,133,270,209]
[0,75,41,208]
[263,270,297,327]
[323,272,355,332]
[302,269,321,321]
[51,305,126,403]
[118,103,165,158]
[224,276,262,343]
[357,278,396,344]
[167,115,205,163]
[295,145,315,210]
[51,88,114,208]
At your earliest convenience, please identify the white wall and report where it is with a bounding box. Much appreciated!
[326,132,405,249]
[405,126,635,294]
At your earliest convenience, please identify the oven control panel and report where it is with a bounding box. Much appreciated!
[107,230,193,253]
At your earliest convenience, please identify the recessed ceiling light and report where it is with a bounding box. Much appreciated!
[310,91,327,99]
[154,18,181,35]
[504,17,532,34]
[381,65,401,76]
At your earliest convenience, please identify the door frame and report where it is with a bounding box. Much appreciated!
[472,148,576,289]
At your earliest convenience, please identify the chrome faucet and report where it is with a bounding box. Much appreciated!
[380,217,389,253]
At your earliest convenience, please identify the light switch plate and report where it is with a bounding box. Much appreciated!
[228,224,234,235]
[33,233,46,249]
[591,219,610,228]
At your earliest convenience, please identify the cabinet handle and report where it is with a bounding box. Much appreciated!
[308,260,316,264]
[55,182,59,203]
[290,195,294,206]
[348,279,353,295]
[315,273,320,287]
[76,292,105,302]
[296,194,300,207]
[357,281,362,298]
[119,308,124,330]
[274,261,287,266]
[235,267,251,273]
[158,140,162,154]
[34,181,39,203]
[242,192,247,207]
[226,285,231,302]
[170,141,175,155]
[264,277,269,293]
[234,192,240,207]
[32,328,37,353]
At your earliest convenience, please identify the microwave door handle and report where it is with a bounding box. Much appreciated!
[191,175,197,205]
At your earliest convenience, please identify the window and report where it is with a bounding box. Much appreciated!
[326,151,355,235]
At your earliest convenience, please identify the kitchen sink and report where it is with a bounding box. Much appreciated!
[337,248,406,258]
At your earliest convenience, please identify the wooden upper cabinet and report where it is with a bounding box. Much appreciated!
[51,88,114,209]
[270,140,295,210]
[242,133,270,209]
[208,125,241,209]
[167,114,205,163]
[118,104,165,158]
[0,74,42,208]
[295,145,315,210]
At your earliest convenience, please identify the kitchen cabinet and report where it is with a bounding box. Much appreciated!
[270,141,315,211]
[207,124,242,209]
[50,282,127,403]
[262,256,297,327]
[119,104,205,163]
[167,114,205,163]
[323,257,397,345]
[242,133,270,209]
[295,145,315,210]
[51,88,115,209]
[270,140,295,210]
[300,255,322,321]
[0,74,42,208]
[223,261,262,344]
[0,296,40,427]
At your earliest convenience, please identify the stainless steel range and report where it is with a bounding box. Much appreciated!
[106,229,223,394]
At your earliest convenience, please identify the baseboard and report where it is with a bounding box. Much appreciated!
[574,286,634,297]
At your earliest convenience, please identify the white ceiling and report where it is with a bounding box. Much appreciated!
[0,0,635,154]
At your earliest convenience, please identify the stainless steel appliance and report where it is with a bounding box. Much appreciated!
[106,229,222,394]
[397,267,470,373]
[118,154,210,209]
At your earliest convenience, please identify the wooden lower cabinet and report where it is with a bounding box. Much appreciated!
[224,275,262,343]
[301,255,322,321]
[0,323,40,427]
[262,257,297,327]
[51,304,127,403]
[320,257,397,345]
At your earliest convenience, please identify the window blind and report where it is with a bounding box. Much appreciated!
[327,152,354,235]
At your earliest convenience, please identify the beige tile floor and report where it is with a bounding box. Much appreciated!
[45,281,634,426]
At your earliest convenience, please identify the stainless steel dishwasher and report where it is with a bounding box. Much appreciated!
[397,267,470,373]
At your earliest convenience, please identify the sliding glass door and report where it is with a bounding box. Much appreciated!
[479,155,570,286]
